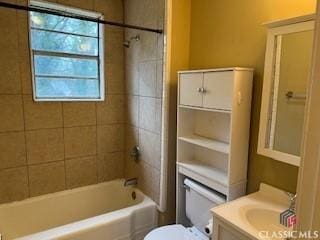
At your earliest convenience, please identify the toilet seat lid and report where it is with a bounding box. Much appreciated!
[144,225,206,240]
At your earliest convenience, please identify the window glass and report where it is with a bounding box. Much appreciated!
[29,1,104,101]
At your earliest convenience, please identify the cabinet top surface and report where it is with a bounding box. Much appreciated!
[263,14,315,28]
[178,67,254,74]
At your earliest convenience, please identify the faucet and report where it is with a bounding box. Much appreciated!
[124,178,138,187]
[130,146,140,162]
[287,192,297,212]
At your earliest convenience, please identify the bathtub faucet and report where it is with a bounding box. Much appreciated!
[124,178,138,187]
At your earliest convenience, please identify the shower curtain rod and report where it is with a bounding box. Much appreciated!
[0,1,163,34]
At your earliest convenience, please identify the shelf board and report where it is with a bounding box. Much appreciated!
[177,161,228,193]
[178,134,230,154]
[178,105,231,114]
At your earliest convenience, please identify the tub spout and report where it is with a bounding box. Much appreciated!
[124,178,138,187]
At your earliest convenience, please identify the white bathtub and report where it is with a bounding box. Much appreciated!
[0,179,157,240]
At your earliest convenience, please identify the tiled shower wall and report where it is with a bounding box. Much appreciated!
[124,0,165,205]
[0,0,126,204]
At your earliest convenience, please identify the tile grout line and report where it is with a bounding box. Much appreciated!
[15,4,30,199]
[151,12,162,202]
[123,35,130,178]
[0,151,125,172]
[0,123,130,135]
[122,19,129,181]
[61,103,68,190]
[21,95,30,198]
[95,102,99,182]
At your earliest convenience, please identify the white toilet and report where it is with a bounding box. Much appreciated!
[145,178,226,240]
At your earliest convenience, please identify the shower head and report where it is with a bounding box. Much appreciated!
[123,34,140,48]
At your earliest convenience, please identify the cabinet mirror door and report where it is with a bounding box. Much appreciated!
[258,16,314,166]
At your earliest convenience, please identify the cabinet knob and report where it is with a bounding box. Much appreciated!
[197,88,206,93]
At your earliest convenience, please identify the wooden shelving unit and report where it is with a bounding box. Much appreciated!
[176,68,253,225]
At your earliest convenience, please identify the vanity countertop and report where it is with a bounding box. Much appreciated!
[211,184,291,240]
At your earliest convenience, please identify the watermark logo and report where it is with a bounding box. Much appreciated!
[258,231,320,239]
[280,209,296,228]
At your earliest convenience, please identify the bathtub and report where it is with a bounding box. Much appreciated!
[0,179,157,240]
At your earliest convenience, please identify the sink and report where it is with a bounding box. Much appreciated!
[212,184,292,240]
[244,207,286,232]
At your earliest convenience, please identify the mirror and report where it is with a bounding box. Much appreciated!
[272,31,313,156]
[258,15,315,166]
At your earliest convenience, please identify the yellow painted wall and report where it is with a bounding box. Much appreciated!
[163,0,191,224]
[188,0,316,193]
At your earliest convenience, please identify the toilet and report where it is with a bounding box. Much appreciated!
[145,178,226,240]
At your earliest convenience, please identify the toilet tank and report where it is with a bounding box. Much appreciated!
[184,178,226,234]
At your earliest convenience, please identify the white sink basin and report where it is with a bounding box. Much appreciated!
[212,183,291,240]
[244,207,287,232]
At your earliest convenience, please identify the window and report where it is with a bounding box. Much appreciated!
[29,0,104,101]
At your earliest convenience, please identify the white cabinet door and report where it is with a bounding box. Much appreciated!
[218,227,240,240]
[203,71,234,110]
[179,73,203,107]
[213,218,251,240]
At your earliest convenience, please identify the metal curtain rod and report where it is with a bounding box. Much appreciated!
[0,1,163,34]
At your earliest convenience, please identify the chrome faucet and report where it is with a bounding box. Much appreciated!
[124,178,138,187]
[287,192,297,212]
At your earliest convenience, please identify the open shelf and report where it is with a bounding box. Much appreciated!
[177,161,229,195]
[177,161,228,186]
[178,107,231,144]
[178,134,230,154]
[178,104,231,114]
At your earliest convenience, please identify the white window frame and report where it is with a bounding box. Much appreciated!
[29,0,105,102]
